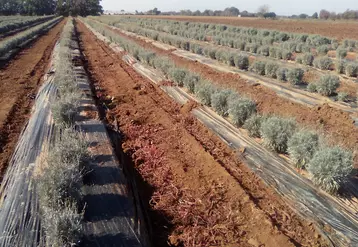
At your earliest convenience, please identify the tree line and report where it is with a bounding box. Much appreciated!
[0,0,103,16]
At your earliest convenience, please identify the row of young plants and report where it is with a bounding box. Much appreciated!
[84,18,353,194]
[96,17,358,80]
[0,16,63,57]
[36,19,88,246]
[92,19,346,99]
[0,15,55,35]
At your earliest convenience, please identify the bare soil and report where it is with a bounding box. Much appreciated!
[106,26,358,156]
[77,20,328,247]
[0,19,66,180]
[139,15,358,41]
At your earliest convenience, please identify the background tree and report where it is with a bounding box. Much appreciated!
[257,4,270,17]
[312,12,318,19]
[319,9,330,19]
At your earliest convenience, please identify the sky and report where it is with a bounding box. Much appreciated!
[101,0,357,16]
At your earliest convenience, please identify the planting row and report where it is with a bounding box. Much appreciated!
[92,19,355,103]
[36,19,88,246]
[0,16,62,58]
[95,16,358,80]
[0,15,55,35]
[84,18,354,194]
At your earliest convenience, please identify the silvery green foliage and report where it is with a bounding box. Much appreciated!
[335,59,347,74]
[307,147,353,194]
[287,68,304,85]
[250,61,266,75]
[281,49,292,60]
[228,97,257,127]
[276,67,288,81]
[265,62,279,78]
[336,48,347,59]
[42,203,83,247]
[243,114,266,138]
[211,89,235,117]
[260,117,297,153]
[195,81,216,106]
[183,73,200,93]
[317,45,329,55]
[313,56,333,70]
[287,130,320,169]
[307,83,317,93]
[153,57,174,76]
[169,67,188,86]
[337,92,349,102]
[302,53,314,66]
[316,75,340,96]
[345,62,358,77]
[234,53,249,70]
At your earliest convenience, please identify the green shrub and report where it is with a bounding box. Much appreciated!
[345,62,358,77]
[153,57,174,76]
[295,55,304,64]
[316,75,340,96]
[317,45,329,55]
[234,53,249,70]
[228,97,257,127]
[336,48,347,59]
[190,43,203,55]
[211,89,234,116]
[260,116,297,153]
[307,83,317,92]
[195,81,216,106]
[313,56,333,70]
[287,130,320,169]
[307,147,353,194]
[302,53,314,66]
[282,50,292,60]
[243,114,265,138]
[335,60,347,74]
[169,68,188,86]
[287,68,304,85]
[250,61,266,75]
[337,92,349,102]
[258,46,270,56]
[265,62,279,78]
[276,67,288,81]
[183,73,200,93]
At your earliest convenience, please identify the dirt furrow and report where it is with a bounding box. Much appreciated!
[0,19,66,180]
[77,20,328,247]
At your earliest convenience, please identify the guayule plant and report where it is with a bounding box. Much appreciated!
[250,61,266,75]
[307,147,353,194]
[169,68,188,86]
[195,81,216,106]
[265,62,279,78]
[276,67,288,81]
[313,56,333,70]
[228,97,257,127]
[287,130,320,169]
[316,75,340,96]
[335,60,347,74]
[260,116,297,153]
[183,73,200,93]
[345,62,358,77]
[234,53,249,70]
[211,89,235,117]
[337,92,349,102]
[336,48,347,59]
[287,68,304,85]
[243,114,266,138]
[317,45,329,55]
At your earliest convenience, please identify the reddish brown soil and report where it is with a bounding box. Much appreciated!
[77,20,328,247]
[107,26,358,154]
[0,19,66,180]
[140,15,358,41]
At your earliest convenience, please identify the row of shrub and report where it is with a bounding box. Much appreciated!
[99,19,358,82]
[103,16,338,48]
[37,19,87,246]
[85,18,353,194]
[0,15,55,34]
[0,16,62,57]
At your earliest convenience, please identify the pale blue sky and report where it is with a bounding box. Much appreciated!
[102,0,356,16]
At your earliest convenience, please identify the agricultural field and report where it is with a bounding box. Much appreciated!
[0,13,357,247]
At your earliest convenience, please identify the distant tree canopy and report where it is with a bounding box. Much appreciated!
[0,0,103,16]
[318,9,358,20]
[156,6,249,17]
